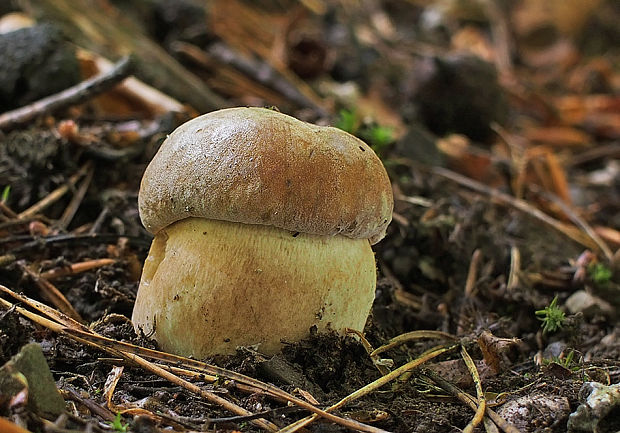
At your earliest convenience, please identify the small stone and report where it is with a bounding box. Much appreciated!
[0,343,65,417]
[542,341,567,359]
[0,24,81,111]
[258,354,323,400]
[497,392,571,432]
[565,290,614,317]
[413,53,508,142]
[568,382,620,433]
[132,415,161,433]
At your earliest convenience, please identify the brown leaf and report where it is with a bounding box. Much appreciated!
[555,95,620,138]
[594,226,620,249]
[477,330,520,374]
[525,126,592,148]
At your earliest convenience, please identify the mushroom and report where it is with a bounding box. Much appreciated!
[132,107,393,357]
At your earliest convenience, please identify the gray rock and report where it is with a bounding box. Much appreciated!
[0,23,80,111]
[0,342,65,417]
[496,392,570,432]
[568,382,620,432]
[565,290,614,317]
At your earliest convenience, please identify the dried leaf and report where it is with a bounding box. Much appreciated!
[525,126,592,148]
[594,226,620,248]
[543,150,571,204]
[555,95,620,138]
[451,26,495,63]
[477,331,520,374]
[0,417,32,433]
[103,366,124,413]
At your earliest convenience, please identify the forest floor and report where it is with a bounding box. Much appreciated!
[0,1,618,432]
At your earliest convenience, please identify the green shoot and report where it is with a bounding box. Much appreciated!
[588,263,612,285]
[109,413,128,433]
[360,125,394,154]
[1,185,10,203]
[335,109,395,154]
[542,349,580,371]
[335,109,359,134]
[535,296,566,334]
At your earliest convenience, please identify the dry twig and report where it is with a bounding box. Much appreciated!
[64,329,388,433]
[530,185,613,261]
[57,165,94,230]
[431,166,599,251]
[0,288,278,432]
[0,57,133,130]
[8,233,150,255]
[17,262,83,322]
[25,0,227,112]
[173,41,327,115]
[370,330,459,358]
[0,285,388,433]
[465,249,482,297]
[461,345,485,433]
[0,202,18,219]
[507,246,521,291]
[277,344,457,433]
[423,370,521,433]
[17,162,92,220]
[346,328,391,376]
[39,258,116,280]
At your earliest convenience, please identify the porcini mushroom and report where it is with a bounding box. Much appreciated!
[132,107,393,357]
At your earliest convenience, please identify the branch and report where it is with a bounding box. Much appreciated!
[0,56,133,130]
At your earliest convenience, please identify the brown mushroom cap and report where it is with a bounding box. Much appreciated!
[139,107,393,244]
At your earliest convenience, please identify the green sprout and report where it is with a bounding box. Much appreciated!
[335,109,394,154]
[588,263,612,285]
[535,296,566,334]
[109,413,128,433]
[335,109,359,134]
[360,125,394,154]
[1,185,10,203]
[542,349,581,372]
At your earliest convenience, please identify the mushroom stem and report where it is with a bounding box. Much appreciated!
[132,217,377,356]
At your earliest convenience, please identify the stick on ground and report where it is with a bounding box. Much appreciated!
[0,56,133,130]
